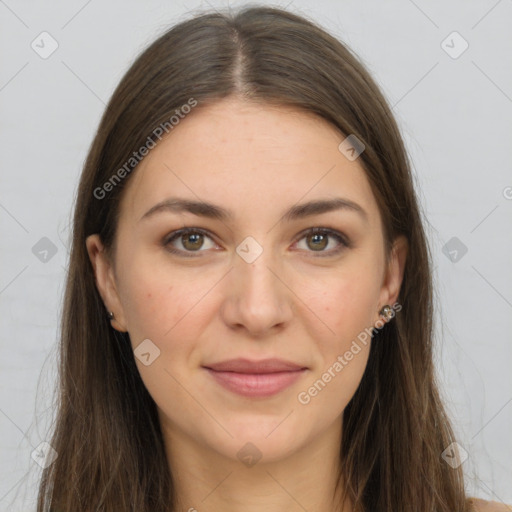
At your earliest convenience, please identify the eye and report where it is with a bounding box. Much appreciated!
[163,228,218,257]
[163,227,350,258]
[294,227,349,256]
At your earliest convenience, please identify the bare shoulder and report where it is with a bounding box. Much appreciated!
[469,498,512,512]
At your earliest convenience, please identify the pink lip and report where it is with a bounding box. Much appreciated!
[205,368,306,398]
[203,358,308,398]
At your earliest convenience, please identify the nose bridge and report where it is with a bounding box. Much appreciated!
[235,235,283,300]
[222,234,293,332]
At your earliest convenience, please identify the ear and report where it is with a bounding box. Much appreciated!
[375,234,408,325]
[85,234,128,333]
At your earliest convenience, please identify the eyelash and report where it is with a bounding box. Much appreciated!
[162,227,350,258]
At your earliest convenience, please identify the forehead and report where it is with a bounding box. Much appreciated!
[118,98,380,228]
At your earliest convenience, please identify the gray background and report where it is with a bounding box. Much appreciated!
[1,0,511,509]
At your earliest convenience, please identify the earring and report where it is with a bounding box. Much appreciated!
[379,305,393,322]
[107,311,115,320]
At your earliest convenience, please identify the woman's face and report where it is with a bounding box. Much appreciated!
[87,97,406,465]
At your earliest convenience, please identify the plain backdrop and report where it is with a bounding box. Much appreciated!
[1,0,511,509]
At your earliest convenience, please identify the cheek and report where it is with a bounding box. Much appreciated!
[116,254,219,362]
[296,276,376,418]
[295,260,380,407]
[117,264,209,402]
[303,265,380,348]
[115,247,184,331]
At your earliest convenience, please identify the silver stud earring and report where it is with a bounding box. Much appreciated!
[107,311,115,320]
[379,305,393,322]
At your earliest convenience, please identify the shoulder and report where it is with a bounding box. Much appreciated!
[468,498,512,512]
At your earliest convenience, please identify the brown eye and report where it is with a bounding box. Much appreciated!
[181,232,204,251]
[163,227,349,258]
[295,228,349,256]
[306,232,329,251]
[164,228,217,256]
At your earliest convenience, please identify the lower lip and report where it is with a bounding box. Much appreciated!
[205,368,307,398]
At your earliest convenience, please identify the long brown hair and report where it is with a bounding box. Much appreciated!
[38,5,472,511]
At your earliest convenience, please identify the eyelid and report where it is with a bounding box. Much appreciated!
[162,226,350,257]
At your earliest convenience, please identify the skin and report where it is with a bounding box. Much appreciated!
[471,499,512,512]
[86,97,408,512]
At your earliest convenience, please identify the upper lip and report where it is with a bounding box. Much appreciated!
[203,358,307,374]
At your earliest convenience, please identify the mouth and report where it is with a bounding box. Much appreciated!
[202,358,308,398]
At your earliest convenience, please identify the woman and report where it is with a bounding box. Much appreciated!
[37,5,509,511]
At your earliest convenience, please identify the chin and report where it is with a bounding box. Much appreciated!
[213,417,307,464]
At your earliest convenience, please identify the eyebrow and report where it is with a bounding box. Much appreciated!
[139,197,369,224]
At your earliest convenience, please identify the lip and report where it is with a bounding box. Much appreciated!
[204,358,306,373]
[203,358,308,398]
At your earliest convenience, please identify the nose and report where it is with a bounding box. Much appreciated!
[219,247,294,337]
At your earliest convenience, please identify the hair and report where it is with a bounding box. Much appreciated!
[37,4,474,511]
